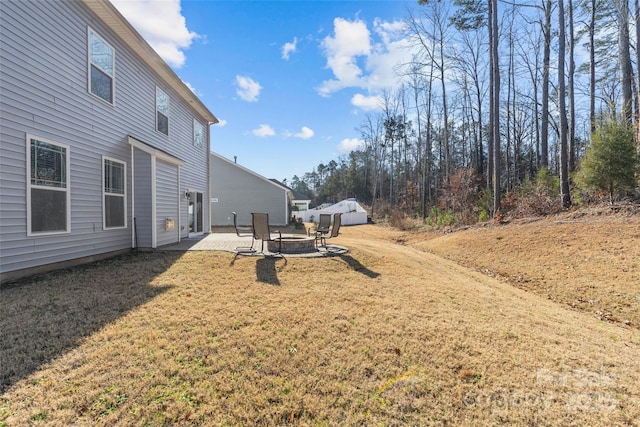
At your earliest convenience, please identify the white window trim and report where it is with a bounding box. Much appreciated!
[102,155,127,230]
[26,134,71,236]
[87,26,115,106]
[156,86,170,136]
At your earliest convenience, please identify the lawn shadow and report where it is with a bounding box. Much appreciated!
[256,256,287,286]
[0,252,178,394]
[335,253,380,279]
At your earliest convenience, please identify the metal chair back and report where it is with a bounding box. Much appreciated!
[317,213,331,235]
[251,212,281,253]
[330,213,342,238]
[233,211,252,237]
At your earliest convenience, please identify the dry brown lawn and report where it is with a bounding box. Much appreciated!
[1,213,639,426]
[404,207,640,329]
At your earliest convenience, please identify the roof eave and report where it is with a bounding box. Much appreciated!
[81,0,218,125]
[211,152,288,191]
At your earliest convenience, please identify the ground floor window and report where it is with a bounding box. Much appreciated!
[103,157,126,229]
[27,135,70,235]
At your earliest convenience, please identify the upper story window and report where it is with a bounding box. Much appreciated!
[193,119,204,147]
[88,28,114,104]
[156,87,169,135]
[27,135,70,235]
[103,157,127,229]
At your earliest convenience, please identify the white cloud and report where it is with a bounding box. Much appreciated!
[319,17,371,96]
[284,126,314,139]
[214,119,228,127]
[235,75,262,102]
[282,37,298,60]
[374,18,406,45]
[293,126,314,139]
[366,18,413,88]
[252,124,275,137]
[351,93,382,111]
[338,138,364,153]
[110,0,198,69]
[318,16,414,102]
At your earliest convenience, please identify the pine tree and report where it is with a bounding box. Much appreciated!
[576,117,638,204]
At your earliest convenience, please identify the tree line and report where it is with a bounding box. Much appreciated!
[287,0,639,224]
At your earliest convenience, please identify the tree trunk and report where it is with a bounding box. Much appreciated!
[635,0,640,132]
[636,0,640,130]
[541,0,552,168]
[590,0,596,133]
[506,13,513,190]
[490,0,501,214]
[435,6,451,196]
[568,0,576,170]
[617,0,633,124]
[441,64,451,194]
[475,63,484,177]
[487,0,494,193]
[558,0,571,208]
[409,70,426,221]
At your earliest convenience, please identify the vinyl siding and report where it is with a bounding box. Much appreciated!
[133,149,153,248]
[0,0,212,279]
[156,160,180,247]
[210,154,288,226]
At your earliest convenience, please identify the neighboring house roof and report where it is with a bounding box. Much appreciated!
[270,179,310,202]
[292,194,312,202]
[81,0,217,125]
[211,152,290,192]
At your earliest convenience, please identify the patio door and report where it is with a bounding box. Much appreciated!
[188,191,203,236]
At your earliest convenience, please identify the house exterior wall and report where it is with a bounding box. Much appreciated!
[0,0,215,282]
[210,154,289,227]
[155,160,180,247]
[133,149,153,248]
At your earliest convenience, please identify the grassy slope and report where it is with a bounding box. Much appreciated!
[1,217,639,426]
[403,209,640,329]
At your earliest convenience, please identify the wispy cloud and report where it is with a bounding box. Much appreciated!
[285,126,314,139]
[338,138,365,153]
[282,37,298,60]
[214,119,228,127]
[252,124,275,137]
[235,75,263,102]
[110,0,198,69]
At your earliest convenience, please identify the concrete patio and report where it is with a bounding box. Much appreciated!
[157,231,347,258]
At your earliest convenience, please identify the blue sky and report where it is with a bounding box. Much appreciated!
[111,0,416,182]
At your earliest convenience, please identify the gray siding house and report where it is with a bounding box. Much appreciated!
[0,0,217,283]
[210,153,290,227]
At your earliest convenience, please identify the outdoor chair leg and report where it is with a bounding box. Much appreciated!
[276,230,282,253]
[235,236,257,254]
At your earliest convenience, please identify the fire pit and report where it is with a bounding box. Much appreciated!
[268,236,316,254]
